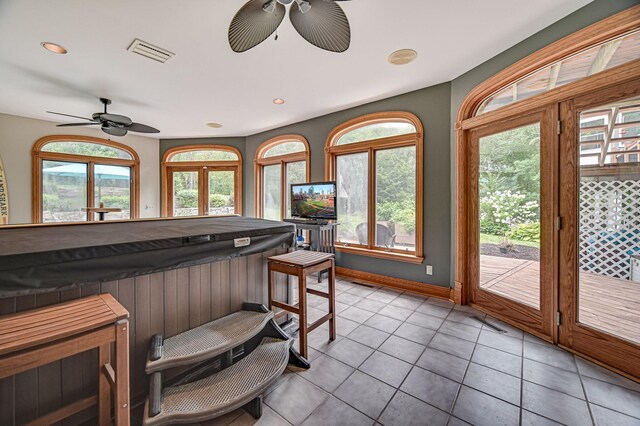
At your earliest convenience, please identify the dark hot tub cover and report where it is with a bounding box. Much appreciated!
[0,216,294,297]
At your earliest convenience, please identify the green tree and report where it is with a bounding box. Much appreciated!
[43,142,127,158]
[478,123,541,236]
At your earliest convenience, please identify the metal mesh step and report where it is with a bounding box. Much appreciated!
[145,310,274,373]
[143,337,292,426]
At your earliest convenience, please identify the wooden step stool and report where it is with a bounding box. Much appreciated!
[0,294,130,425]
[267,251,336,359]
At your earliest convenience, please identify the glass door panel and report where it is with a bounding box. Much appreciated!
[470,107,554,338]
[285,161,306,218]
[478,123,541,309]
[336,152,368,245]
[172,170,199,216]
[375,146,416,252]
[577,95,640,345]
[559,82,640,379]
[42,160,87,222]
[208,170,235,215]
[94,164,131,220]
[263,164,281,221]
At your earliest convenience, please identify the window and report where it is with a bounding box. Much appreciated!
[255,135,310,220]
[162,145,242,217]
[579,96,640,166]
[32,136,139,223]
[326,112,424,263]
[475,29,640,115]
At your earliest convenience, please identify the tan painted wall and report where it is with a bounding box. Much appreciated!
[0,112,160,224]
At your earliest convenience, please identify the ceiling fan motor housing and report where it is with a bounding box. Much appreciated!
[230,0,351,53]
[48,97,160,136]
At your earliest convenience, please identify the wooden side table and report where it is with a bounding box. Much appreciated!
[0,294,130,425]
[83,206,123,221]
[267,251,336,359]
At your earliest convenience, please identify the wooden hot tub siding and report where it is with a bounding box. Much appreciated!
[0,246,289,425]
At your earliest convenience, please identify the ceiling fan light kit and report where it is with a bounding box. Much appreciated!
[229,0,353,53]
[47,98,160,137]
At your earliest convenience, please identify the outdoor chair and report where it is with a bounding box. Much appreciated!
[356,223,396,248]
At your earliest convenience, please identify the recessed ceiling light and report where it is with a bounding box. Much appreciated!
[273,98,285,105]
[41,42,67,54]
[388,49,417,65]
[206,122,222,128]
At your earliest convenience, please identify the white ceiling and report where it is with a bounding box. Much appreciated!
[0,0,592,138]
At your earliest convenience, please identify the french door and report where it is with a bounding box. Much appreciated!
[166,166,239,217]
[559,79,640,378]
[469,106,557,340]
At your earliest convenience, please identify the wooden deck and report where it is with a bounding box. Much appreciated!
[480,255,640,345]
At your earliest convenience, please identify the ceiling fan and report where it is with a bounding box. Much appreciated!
[47,98,160,137]
[229,0,352,53]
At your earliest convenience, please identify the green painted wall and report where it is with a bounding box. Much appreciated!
[245,83,452,287]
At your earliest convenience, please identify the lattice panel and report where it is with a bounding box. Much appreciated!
[579,179,640,279]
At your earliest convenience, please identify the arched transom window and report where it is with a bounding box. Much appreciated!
[476,29,640,115]
[32,135,140,223]
[325,112,424,263]
[255,135,310,220]
[162,145,243,217]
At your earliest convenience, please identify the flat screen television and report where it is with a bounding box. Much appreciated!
[290,181,337,220]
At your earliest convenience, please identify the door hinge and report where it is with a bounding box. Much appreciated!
[556,311,562,326]
[556,216,563,231]
[557,120,562,135]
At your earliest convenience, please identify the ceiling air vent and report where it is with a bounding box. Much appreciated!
[127,39,174,63]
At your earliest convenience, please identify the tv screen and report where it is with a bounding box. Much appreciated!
[290,181,337,220]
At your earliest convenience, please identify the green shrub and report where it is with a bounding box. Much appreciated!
[507,222,540,242]
[176,189,198,208]
[43,194,73,211]
[480,220,509,236]
[209,193,228,208]
[100,195,129,209]
[377,201,415,233]
[43,194,59,211]
[480,190,539,229]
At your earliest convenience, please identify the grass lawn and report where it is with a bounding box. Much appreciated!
[480,233,540,248]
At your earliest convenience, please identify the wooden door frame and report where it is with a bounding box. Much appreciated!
[558,78,640,379]
[205,166,241,216]
[164,165,242,217]
[456,61,640,341]
[467,106,557,340]
[164,167,202,216]
[455,7,640,307]
[161,145,243,217]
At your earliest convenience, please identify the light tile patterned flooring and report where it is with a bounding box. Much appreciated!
[204,277,640,426]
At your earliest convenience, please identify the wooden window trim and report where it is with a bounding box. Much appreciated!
[331,116,418,146]
[254,135,311,219]
[325,111,424,263]
[162,145,243,217]
[32,135,140,223]
[460,5,640,123]
[454,5,640,305]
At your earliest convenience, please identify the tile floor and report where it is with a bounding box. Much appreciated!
[204,277,640,426]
